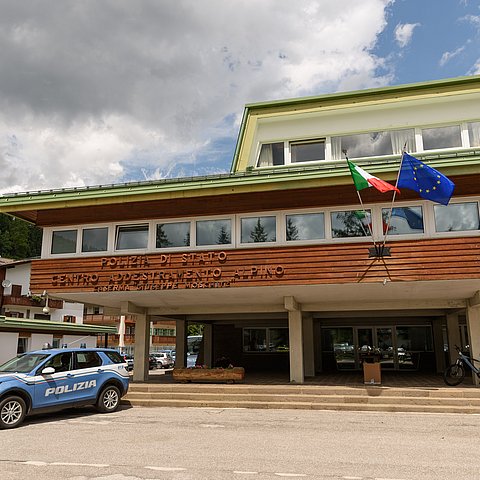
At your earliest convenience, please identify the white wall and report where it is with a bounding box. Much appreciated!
[50,302,84,323]
[29,334,54,351]
[4,263,31,296]
[0,332,19,364]
[61,335,97,349]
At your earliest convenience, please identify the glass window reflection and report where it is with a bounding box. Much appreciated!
[196,219,231,246]
[422,125,461,150]
[291,140,325,163]
[51,230,77,254]
[331,210,371,238]
[156,222,190,248]
[468,122,480,147]
[82,227,108,252]
[382,206,424,235]
[286,213,325,241]
[116,225,149,250]
[434,202,480,232]
[241,216,276,243]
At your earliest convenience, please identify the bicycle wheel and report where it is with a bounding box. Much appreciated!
[443,364,465,386]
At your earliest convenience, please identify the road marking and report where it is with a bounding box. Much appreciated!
[145,466,187,471]
[200,423,225,428]
[50,462,109,467]
[375,478,407,480]
[23,461,48,466]
[343,477,363,480]
[274,474,307,477]
[233,471,259,475]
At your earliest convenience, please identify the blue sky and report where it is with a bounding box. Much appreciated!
[0,0,479,194]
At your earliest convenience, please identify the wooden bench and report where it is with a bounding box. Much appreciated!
[172,367,245,383]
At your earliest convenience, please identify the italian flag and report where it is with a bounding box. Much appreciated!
[347,159,400,194]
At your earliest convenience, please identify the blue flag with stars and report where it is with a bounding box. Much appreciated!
[397,153,455,205]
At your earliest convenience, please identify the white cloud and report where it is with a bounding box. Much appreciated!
[439,46,466,66]
[0,0,393,194]
[394,23,420,48]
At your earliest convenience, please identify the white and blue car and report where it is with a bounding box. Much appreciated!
[0,347,130,429]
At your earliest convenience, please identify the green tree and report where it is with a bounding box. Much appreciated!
[156,224,172,248]
[250,218,269,243]
[0,214,42,260]
[217,225,230,244]
[187,323,203,336]
[286,218,299,241]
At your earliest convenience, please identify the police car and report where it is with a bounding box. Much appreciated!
[0,347,130,429]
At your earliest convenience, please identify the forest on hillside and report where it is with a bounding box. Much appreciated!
[0,213,42,260]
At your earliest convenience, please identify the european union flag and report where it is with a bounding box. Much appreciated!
[397,153,455,205]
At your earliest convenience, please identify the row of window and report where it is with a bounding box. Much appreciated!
[257,122,480,167]
[47,201,480,256]
[151,328,175,337]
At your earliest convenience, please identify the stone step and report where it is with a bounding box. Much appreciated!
[124,391,480,407]
[121,397,480,414]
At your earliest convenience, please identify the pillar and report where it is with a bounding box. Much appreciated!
[302,314,315,377]
[132,313,150,382]
[285,296,304,384]
[432,318,445,373]
[466,304,480,386]
[175,319,187,368]
[203,323,213,368]
[446,312,462,365]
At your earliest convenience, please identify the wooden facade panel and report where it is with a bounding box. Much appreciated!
[29,236,480,293]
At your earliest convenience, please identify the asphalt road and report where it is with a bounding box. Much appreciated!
[1,405,480,480]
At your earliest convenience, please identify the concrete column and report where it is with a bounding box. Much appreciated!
[432,318,445,374]
[446,312,462,365]
[466,305,480,386]
[132,313,150,382]
[175,319,187,368]
[302,314,315,377]
[203,324,213,368]
[285,296,304,384]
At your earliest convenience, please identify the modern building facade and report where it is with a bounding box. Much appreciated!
[1,76,479,384]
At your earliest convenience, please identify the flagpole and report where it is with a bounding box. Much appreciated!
[344,152,377,248]
[381,143,407,248]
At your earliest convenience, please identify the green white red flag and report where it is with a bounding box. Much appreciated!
[347,159,400,194]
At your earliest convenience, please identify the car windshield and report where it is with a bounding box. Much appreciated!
[0,353,50,373]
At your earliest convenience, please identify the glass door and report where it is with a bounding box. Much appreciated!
[375,327,395,369]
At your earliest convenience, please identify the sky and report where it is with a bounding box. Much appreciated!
[0,0,479,195]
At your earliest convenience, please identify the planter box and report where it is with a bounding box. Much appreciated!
[173,367,245,383]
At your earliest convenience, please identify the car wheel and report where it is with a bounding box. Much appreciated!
[0,396,27,429]
[96,385,121,413]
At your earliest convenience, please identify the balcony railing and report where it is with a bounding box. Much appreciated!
[2,295,63,309]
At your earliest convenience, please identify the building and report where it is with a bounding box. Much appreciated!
[0,76,479,384]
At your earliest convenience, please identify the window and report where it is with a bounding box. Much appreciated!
[44,352,73,372]
[286,213,325,241]
[331,209,371,238]
[290,139,325,163]
[468,122,480,147]
[241,216,276,243]
[243,328,289,352]
[196,219,231,246]
[422,125,461,150]
[331,129,415,160]
[75,351,102,369]
[104,351,124,364]
[434,202,480,232]
[156,222,190,248]
[382,206,424,235]
[257,142,285,167]
[82,227,108,252]
[51,230,77,254]
[63,315,76,323]
[17,337,29,354]
[115,224,149,250]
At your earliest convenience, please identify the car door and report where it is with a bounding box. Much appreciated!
[33,352,77,409]
[69,350,104,403]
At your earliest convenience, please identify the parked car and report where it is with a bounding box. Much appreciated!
[0,347,130,429]
[151,352,174,369]
[149,355,158,370]
[120,353,134,371]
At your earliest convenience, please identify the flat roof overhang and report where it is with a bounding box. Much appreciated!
[48,279,477,318]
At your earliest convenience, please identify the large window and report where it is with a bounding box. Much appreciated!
[331,209,371,238]
[422,125,462,150]
[286,213,325,241]
[290,139,325,163]
[241,216,276,243]
[196,219,232,246]
[243,328,289,352]
[115,224,149,250]
[156,222,190,248]
[468,122,480,147]
[257,142,285,167]
[82,227,108,252]
[51,230,77,254]
[434,202,480,232]
[382,206,424,235]
[331,129,415,160]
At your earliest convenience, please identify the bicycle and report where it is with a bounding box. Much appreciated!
[443,345,480,386]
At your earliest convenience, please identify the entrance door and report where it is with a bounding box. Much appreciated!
[356,327,395,370]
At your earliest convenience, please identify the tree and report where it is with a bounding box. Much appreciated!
[217,225,230,244]
[286,218,299,241]
[187,323,203,336]
[156,225,172,248]
[0,214,42,260]
[250,218,269,243]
